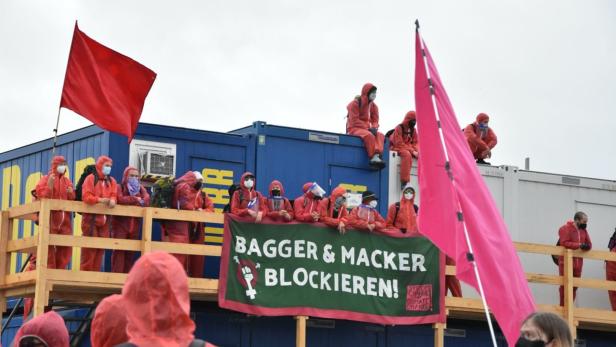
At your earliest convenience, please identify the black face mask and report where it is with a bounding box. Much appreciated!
[578,223,587,229]
[272,189,281,197]
[515,337,546,347]
[408,121,416,128]
[194,182,203,190]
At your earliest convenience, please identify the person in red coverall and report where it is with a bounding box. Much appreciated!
[13,311,69,347]
[263,180,294,222]
[294,182,325,223]
[166,171,203,268]
[346,83,386,168]
[319,186,349,234]
[91,294,128,347]
[385,184,418,235]
[558,211,592,306]
[187,189,215,278]
[389,111,419,186]
[34,155,75,269]
[81,155,117,271]
[231,172,266,222]
[347,191,386,232]
[111,166,150,273]
[464,113,497,165]
[606,230,616,311]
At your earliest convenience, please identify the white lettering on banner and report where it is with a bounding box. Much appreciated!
[265,268,277,286]
[412,254,426,272]
[235,236,320,260]
[235,236,247,253]
[339,246,426,272]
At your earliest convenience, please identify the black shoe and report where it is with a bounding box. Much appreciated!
[476,159,490,165]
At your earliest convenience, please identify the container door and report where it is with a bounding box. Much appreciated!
[328,165,384,214]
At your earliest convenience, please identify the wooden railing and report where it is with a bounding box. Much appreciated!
[2,199,616,345]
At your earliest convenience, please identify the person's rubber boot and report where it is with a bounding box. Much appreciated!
[476,158,491,165]
[369,154,382,167]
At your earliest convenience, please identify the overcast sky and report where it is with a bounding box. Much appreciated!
[1,1,614,179]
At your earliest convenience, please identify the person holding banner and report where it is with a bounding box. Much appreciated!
[231,172,265,222]
[294,182,325,223]
[318,186,349,234]
[347,191,386,233]
[263,180,294,222]
[386,184,418,235]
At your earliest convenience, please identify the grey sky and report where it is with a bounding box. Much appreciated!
[1,1,614,179]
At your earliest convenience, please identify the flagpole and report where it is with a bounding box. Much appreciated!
[51,106,61,155]
[415,20,498,347]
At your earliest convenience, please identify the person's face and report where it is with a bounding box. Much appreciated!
[519,320,553,346]
[480,121,489,128]
[128,169,139,179]
[576,215,588,228]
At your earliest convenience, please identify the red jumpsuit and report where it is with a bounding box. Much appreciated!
[347,205,386,232]
[385,197,418,234]
[111,166,150,273]
[464,113,497,160]
[81,156,117,272]
[230,172,266,220]
[188,191,215,278]
[14,311,69,347]
[122,252,197,346]
[263,180,294,222]
[294,182,321,223]
[558,220,592,306]
[34,155,75,270]
[318,186,349,228]
[607,246,616,311]
[389,111,419,185]
[445,256,463,297]
[91,294,128,347]
[346,83,385,158]
[166,171,201,268]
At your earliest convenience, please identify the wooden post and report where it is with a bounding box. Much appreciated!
[0,211,9,312]
[33,200,51,316]
[563,249,576,339]
[141,208,153,254]
[295,315,308,347]
[433,322,446,347]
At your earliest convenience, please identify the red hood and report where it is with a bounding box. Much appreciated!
[121,166,139,185]
[268,180,285,196]
[123,252,195,347]
[175,171,198,187]
[96,155,113,178]
[330,186,347,200]
[49,155,67,176]
[401,111,416,131]
[14,311,69,347]
[302,182,314,198]
[240,172,256,190]
[476,113,489,123]
[360,83,376,108]
[91,294,128,347]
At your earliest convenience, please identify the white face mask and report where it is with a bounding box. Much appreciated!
[244,179,254,188]
[368,200,378,209]
[368,92,376,101]
[404,192,414,200]
[56,165,67,174]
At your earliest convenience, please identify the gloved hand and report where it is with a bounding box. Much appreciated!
[369,128,378,136]
[580,243,591,250]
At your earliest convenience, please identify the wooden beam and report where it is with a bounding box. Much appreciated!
[150,208,224,223]
[573,277,616,291]
[526,272,562,285]
[563,249,576,339]
[575,308,616,325]
[151,242,222,256]
[0,211,9,312]
[6,201,41,219]
[515,241,563,256]
[571,249,616,262]
[295,316,308,347]
[33,200,50,316]
[46,269,127,285]
[46,199,142,217]
[48,234,141,251]
[142,208,153,254]
[2,270,37,288]
[433,322,445,347]
[6,236,38,253]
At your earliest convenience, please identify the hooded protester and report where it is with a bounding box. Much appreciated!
[464,113,497,165]
[91,294,128,347]
[558,212,592,306]
[166,171,203,268]
[386,184,418,235]
[187,189,215,278]
[607,230,616,311]
[346,83,386,168]
[318,186,349,234]
[262,180,294,222]
[294,182,325,223]
[347,191,386,232]
[120,252,207,347]
[34,155,75,269]
[81,155,117,271]
[13,311,69,347]
[111,166,150,273]
[230,172,265,222]
[389,111,419,186]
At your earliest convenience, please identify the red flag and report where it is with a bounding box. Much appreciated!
[414,30,536,346]
[60,22,156,142]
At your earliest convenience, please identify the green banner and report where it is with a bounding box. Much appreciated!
[218,215,445,325]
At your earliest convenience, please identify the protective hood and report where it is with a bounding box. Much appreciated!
[268,180,285,196]
[240,172,256,190]
[49,155,67,176]
[402,111,416,129]
[360,82,377,107]
[476,113,489,123]
[95,155,113,179]
[122,252,195,347]
[122,166,139,185]
[174,171,198,187]
[91,294,128,347]
[330,186,347,200]
[302,182,314,198]
[14,311,69,347]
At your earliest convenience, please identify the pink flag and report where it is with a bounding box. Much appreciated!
[414,30,536,346]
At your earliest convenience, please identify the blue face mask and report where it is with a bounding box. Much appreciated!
[127,177,140,196]
[478,123,488,130]
[102,166,112,176]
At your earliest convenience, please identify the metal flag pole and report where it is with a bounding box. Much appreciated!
[415,19,498,347]
[51,106,61,155]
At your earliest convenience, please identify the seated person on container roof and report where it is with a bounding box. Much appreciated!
[294,182,326,223]
[464,113,497,165]
[346,83,386,169]
[263,180,294,222]
[389,111,419,187]
[231,172,266,223]
[318,186,349,234]
[347,191,386,233]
